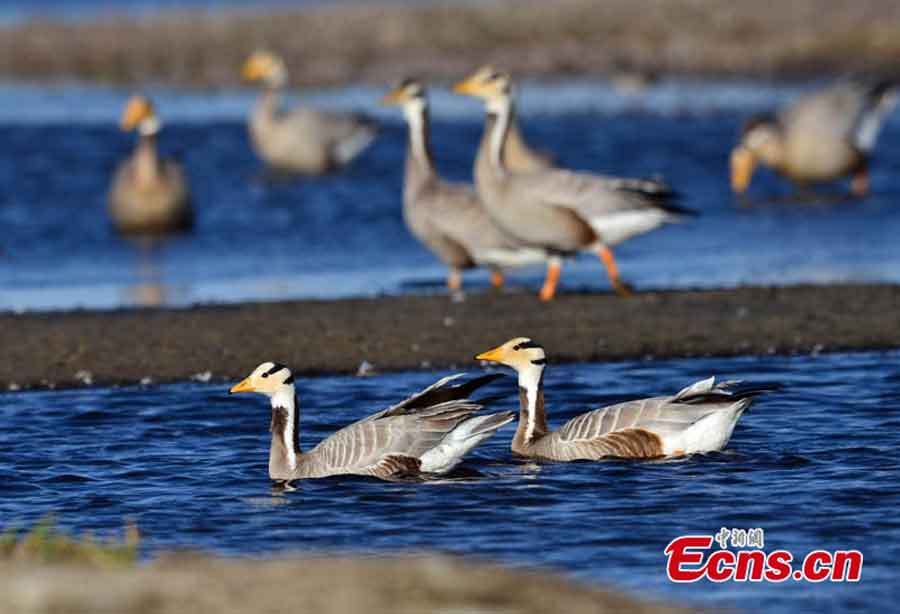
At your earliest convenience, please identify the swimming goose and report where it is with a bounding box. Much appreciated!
[381,78,547,291]
[108,95,192,235]
[453,68,689,301]
[229,362,513,481]
[475,338,778,460]
[241,50,378,175]
[731,81,898,197]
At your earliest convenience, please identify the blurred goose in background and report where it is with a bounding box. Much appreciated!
[108,95,192,235]
[454,67,690,301]
[476,338,779,460]
[241,50,378,175]
[381,78,547,291]
[230,362,513,481]
[731,81,898,197]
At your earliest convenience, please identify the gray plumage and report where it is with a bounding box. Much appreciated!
[523,378,778,461]
[108,96,192,236]
[232,365,512,482]
[384,79,546,288]
[250,92,378,175]
[733,80,898,193]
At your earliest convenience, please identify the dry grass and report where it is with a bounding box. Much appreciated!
[1,517,140,569]
[0,0,898,87]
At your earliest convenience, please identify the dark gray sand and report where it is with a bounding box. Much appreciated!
[0,554,691,614]
[3,284,899,391]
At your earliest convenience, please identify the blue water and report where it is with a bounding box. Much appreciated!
[2,351,898,612]
[2,79,900,311]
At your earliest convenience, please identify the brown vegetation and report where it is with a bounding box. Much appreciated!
[1,552,691,614]
[0,0,898,87]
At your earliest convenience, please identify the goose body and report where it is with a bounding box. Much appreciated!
[382,79,546,290]
[243,51,377,175]
[731,81,898,196]
[108,95,192,235]
[230,363,513,481]
[476,338,778,460]
[454,67,689,300]
[498,117,554,173]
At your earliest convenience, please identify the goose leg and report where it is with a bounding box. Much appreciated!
[851,167,869,198]
[597,246,634,297]
[539,256,562,301]
[447,269,462,292]
[490,270,505,289]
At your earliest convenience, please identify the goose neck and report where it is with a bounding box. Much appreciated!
[486,97,513,174]
[513,366,549,452]
[404,100,435,176]
[269,386,302,478]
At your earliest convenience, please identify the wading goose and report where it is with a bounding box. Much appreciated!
[453,68,689,301]
[108,95,192,235]
[475,338,778,460]
[229,362,513,481]
[241,50,378,175]
[731,81,898,197]
[381,78,547,291]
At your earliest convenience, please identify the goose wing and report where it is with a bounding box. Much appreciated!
[509,168,688,245]
[305,374,504,474]
[550,378,778,459]
[782,82,897,152]
[308,398,484,474]
[280,107,378,155]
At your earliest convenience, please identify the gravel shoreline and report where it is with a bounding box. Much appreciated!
[3,284,899,391]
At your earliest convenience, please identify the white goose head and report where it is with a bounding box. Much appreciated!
[476,337,546,374]
[731,113,782,193]
[380,77,428,122]
[230,362,295,398]
[241,50,288,89]
[120,94,161,136]
[452,65,513,115]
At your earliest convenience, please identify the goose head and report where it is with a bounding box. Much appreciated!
[230,362,295,397]
[241,50,288,88]
[731,114,783,193]
[452,66,513,114]
[476,337,546,374]
[120,95,160,136]
[380,78,427,120]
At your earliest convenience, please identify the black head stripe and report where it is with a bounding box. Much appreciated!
[262,362,287,378]
[283,373,295,385]
[530,358,547,365]
[513,340,542,351]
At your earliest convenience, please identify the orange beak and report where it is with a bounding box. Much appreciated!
[229,377,255,394]
[730,146,757,194]
[475,345,506,363]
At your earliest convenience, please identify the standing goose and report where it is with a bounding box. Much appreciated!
[108,95,192,235]
[381,78,547,291]
[731,81,898,197]
[241,50,378,175]
[475,338,778,460]
[453,68,689,301]
[229,362,513,481]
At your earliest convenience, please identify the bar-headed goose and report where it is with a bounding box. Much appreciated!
[230,362,513,481]
[381,78,547,291]
[108,95,192,235]
[731,81,898,197]
[453,68,690,301]
[475,338,778,460]
[241,50,378,175]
